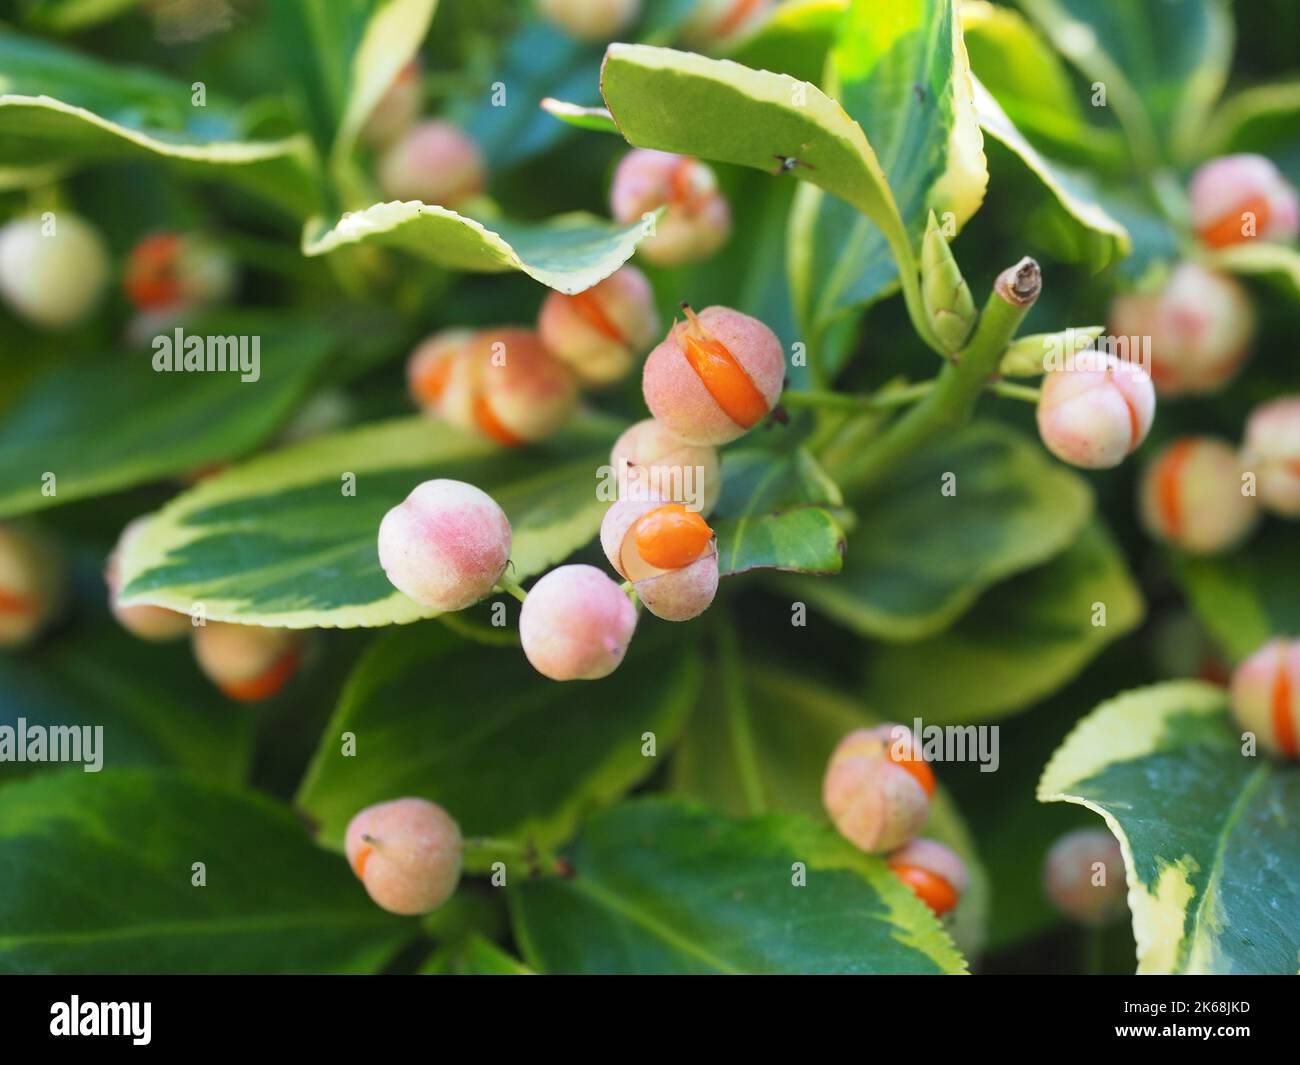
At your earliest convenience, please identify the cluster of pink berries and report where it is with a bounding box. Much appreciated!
[0,524,65,650]
[1108,155,1296,397]
[364,59,486,211]
[105,517,305,701]
[1137,394,1300,556]
[405,266,659,448]
[1043,828,1128,927]
[380,298,784,681]
[822,725,969,918]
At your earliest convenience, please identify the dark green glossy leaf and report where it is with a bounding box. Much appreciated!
[789,421,1093,641]
[509,798,967,974]
[862,520,1143,722]
[0,314,338,519]
[0,769,408,973]
[297,624,701,850]
[1171,525,1300,664]
[671,662,989,956]
[0,577,252,785]
[712,446,844,577]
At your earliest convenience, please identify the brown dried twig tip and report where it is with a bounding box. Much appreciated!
[995,257,1042,307]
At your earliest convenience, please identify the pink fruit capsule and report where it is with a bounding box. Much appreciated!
[450,328,579,446]
[192,622,304,702]
[1241,395,1300,517]
[538,0,641,40]
[123,231,235,313]
[600,498,719,621]
[1036,351,1155,469]
[1230,638,1300,759]
[378,120,485,207]
[377,479,512,612]
[362,59,422,147]
[537,266,660,387]
[0,213,109,329]
[610,149,732,266]
[1043,829,1128,926]
[823,725,935,854]
[0,524,64,649]
[105,517,191,642]
[610,417,721,516]
[642,304,784,446]
[406,329,476,413]
[1108,264,1254,397]
[682,0,775,47]
[1138,437,1257,555]
[888,838,968,917]
[345,798,463,916]
[1189,153,1300,249]
[519,564,637,681]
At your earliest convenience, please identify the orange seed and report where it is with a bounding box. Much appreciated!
[890,862,959,917]
[633,504,713,570]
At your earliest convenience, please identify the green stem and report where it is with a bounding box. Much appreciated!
[494,575,528,604]
[712,612,766,816]
[837,257,1043,493]
[882,226,946,356]
[435,612,518,647]
[461,837,567,878]
[782,380,936,414]
[986,380,1041,404]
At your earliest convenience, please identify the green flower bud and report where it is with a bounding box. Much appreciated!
[998,326,1105,378]
[920,210,976,354]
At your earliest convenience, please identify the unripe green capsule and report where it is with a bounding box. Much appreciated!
[920,210,976,354]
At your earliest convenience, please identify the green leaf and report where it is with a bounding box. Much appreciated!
[296,624,701,851]
[712,447,845,577]
[1207,241,1300,302]
[1170,525,1300,665]
[598,41,911,283]
[302,201,654,294]
[539,97,618,134]
[789,421,1093,641]
[726,0,847,86]
[1038,681,1300,974]
[118,413,619,629]
[671,662,989,958]
[0,314,338,519]
[1204,78,1300,158]
[862,520,1143,723]
[962,0,1123,165]
[421,933,534,974]
[788,0,988,339]
[509,798,968,974]
[0,574,253,784]
[332,0,439,164]
[18,0,142,32]
[998,325,1103,377]
[0,32,319,216]
[0,769,408,974]
[1014,0,1233,167]
[973,76,1130,272]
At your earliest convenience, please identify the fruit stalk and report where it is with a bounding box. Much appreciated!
[832,257,1042,492]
